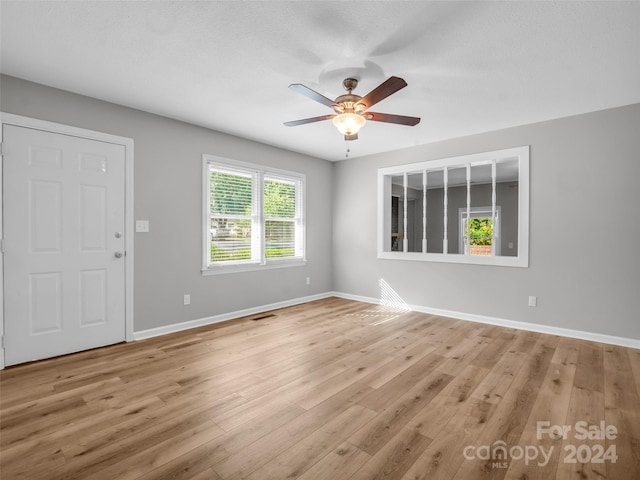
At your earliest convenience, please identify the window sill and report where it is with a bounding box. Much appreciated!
[202,258,306,276]
[378,251,528,268]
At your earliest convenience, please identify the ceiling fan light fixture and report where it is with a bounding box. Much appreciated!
[332,112,366,136]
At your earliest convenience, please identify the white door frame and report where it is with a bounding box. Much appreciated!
[458,206,502,256]
[0,113,134,369]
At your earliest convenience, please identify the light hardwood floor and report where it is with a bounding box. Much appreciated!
[1,297,639,479]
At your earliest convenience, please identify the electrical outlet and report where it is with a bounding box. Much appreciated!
[306,277,311,285]
[184,294,191,305]
[528,295,537,307]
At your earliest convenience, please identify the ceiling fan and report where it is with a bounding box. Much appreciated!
[284,76,421,141]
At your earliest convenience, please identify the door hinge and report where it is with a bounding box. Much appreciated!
[0,239,4,254]
[1,336,5,349]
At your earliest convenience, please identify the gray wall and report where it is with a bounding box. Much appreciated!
[1,75,333,332]
[3,75,638,341]
[333,104,640,340]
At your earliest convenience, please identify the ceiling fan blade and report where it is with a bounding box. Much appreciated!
[365,112,421,126]
[284,114,335,127]
[288,84,337,108]
[358,76,408,109]
[344,133,358,141]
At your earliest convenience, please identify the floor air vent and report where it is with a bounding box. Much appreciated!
[250,314,276,321]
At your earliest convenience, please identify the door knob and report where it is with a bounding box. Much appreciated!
[114,251,123,258]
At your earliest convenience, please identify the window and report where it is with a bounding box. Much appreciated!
[378,146,529,267]
[203,156,305,274]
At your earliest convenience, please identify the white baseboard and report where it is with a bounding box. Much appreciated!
[132,290,639,350]
[132,292,333,341]
[330,291,640,350]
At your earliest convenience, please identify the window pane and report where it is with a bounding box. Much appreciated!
[264,178,295,218]
[265,220,295,258]
[390,175,403,251]
[426,170,444,253]
[210,217,252,262]
[496,158,519,257]
[210,170,253,216]
[446,166,467,254]
[466,164,494,255]
[265,177,298,259]
[407,172,424,252]
[209,167,255,264]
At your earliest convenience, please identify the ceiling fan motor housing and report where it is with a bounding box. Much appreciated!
[334,78,366,114]
[333,94,366,114]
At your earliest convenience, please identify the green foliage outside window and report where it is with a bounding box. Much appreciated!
[467,217,493,245]
[210,171,252,216]
[264,180,295,258]
[210,243,251,261]
[264,180,295,218]
[210,171,297,262]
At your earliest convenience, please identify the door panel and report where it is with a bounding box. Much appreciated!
[30,179,63,252]
[3,124,126,365]
[79,269,108,326]
[29,272,63,334]
[80,184,107,251]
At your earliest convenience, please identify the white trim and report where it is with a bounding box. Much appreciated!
[0,113,135,369]
[378,145,529,267]
[132,292,332,341]
[330,291,640,350]
[458,206,502,256]
[377,250,523,267]
[135,290,639,349]
[203,154,306,274]
[0,125,4,370]
[201,258,306,275]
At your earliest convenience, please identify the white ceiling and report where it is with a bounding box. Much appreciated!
[1,1,639,162]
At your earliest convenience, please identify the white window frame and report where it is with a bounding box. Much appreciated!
[202,155,305,275]
[377,146,529,267]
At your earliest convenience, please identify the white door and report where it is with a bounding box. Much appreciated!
[3,124,126,366]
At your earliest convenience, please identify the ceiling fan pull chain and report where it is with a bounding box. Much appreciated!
[345,139,350,158]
